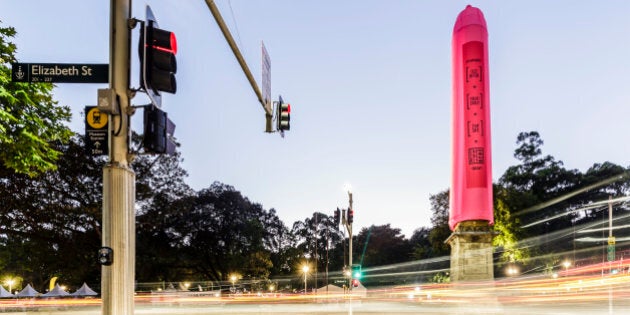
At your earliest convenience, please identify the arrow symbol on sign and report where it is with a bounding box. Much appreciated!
[94,141,101,148]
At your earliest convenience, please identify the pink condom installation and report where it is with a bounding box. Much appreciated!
[449,5,494,231]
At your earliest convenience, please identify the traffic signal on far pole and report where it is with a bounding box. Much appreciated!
[140,21,177,95]
[348,209,354,224]
[277,95,290,131]
[351,264,362,280]
[351,264,361,287]
[143,105,176,155]
[334,208,340,225]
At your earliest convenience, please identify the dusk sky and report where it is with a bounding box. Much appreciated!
[3,1,630,237]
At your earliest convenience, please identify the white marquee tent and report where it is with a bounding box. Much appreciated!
[16,284,40,297]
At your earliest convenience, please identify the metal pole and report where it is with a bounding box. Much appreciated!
[315,213,318,293]
[103,1,135,314]
[348,191,353,269]
[609,196,613,238]
[204,0,273,131]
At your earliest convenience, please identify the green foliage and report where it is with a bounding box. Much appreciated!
[290,212,344,277]
[0,136,104,289]
[137,182,291,283]
[492,187,529,265]
[430,272,450,284]
[1,128,629,289]
[409,227,431,259]
[0,22,72,176]
[427,190,451,257]
[354,224,411,268]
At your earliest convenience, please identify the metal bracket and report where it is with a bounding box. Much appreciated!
[127,18,141,30]
[97,88,120,115]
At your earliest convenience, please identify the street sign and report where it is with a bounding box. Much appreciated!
[12,63,108,83]
[261,41,271,106]
[607,244,615,262]
[85,106,109,156]
[607,236,616,262]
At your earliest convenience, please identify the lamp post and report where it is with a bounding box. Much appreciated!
[6,279,14,294]
[302,265,309,293]
[230,274,237,293]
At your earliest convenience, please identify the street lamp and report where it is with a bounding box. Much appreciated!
[5,279,14,294]
[230,274,238,293]
[563,260,571,276]
[302,265,309,293]
[506,265,519,277]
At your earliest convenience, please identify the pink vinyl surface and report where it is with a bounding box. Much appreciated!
[449,5,494,230]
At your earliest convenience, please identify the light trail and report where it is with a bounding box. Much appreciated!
[514,172,630,217]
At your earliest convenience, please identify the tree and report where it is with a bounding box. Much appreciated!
[290,212,344,285]
[0,22,72,175]
[140,183,283,283]
[0,136,103,290]
[498,132,630,273]
[493,186,529,266]
[409,227,432,260]
[260,209,298,277]
[500,132,580,254]
[427,190,451,257]
[354,224,411,268]
[0,134,193,289]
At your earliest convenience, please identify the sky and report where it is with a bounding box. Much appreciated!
[2,1,630,237]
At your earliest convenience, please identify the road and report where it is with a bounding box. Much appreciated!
[0,299,628,315]
[2,272,630,314]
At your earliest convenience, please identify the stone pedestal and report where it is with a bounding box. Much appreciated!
[445,220,497,282]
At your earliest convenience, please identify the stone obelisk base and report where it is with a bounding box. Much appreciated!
[445,220,497,282]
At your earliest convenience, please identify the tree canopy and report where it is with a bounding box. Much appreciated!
[0,22,72,176]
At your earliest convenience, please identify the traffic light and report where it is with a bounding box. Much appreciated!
[143,105,176,155]
[352,279,359,288]
[277,95,290,131]
[351,264,362,280]
[139,21,177,95]
[98,247,113,266]
[334,208,340,225]
[348,209,354,224]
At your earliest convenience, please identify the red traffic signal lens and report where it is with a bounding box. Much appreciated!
[169,32,177,54]
[151,28,177,54]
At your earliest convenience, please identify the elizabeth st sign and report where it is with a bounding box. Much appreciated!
[11,62,110,156]
[11,63,108,83]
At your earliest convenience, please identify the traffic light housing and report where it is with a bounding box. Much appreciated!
[348,209,354,224]
[143,105,176,155]
[140,21,177,95]
[334,208,340,225]
[351,264,362,280]
[98,247,113,266]
[277,96,290,131]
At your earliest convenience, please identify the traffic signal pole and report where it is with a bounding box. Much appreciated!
[204,0,273,132]
[347,191,353,272]
[342,191,353,289]
[102,0,135,314]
